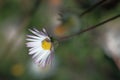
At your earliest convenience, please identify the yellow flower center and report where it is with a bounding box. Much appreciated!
[42,38,52,50]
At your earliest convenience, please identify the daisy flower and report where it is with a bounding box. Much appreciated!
[26,28,54,67]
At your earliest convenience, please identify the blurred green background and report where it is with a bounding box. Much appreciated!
[0,0,120,80]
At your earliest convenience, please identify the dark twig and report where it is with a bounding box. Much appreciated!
[58,14,120,42]
[79,0,106,17]
[60,0,106,17]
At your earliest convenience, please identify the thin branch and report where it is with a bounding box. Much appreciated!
[58,14,120,42]
[79,0,106,17]
[60,0,106,17]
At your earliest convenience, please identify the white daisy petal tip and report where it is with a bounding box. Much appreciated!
[42,28,46,33]
[26,28,54,68]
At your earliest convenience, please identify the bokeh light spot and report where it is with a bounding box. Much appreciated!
[11,63,24,77]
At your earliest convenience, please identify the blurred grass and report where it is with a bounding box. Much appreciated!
[0,0,120,80]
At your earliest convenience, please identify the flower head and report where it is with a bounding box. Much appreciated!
[26,28,54,67]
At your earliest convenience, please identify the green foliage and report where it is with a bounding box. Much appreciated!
[0,0,120,80]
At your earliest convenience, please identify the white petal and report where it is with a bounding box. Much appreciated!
[29,47,41,55]
[26,38,40,42]
[27,35,41,40]
[26,42,41,47]
[32,28,47,37]
[28,46,41,52]
[33,28,40,33]
[42,28,46,33]
[35,51,50,63]
[46,54,52,65]
[29,29,42,37]
[41,61,46,67]
[32,50,43,59]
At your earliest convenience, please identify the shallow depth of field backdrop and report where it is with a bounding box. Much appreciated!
[0,0,120,80]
